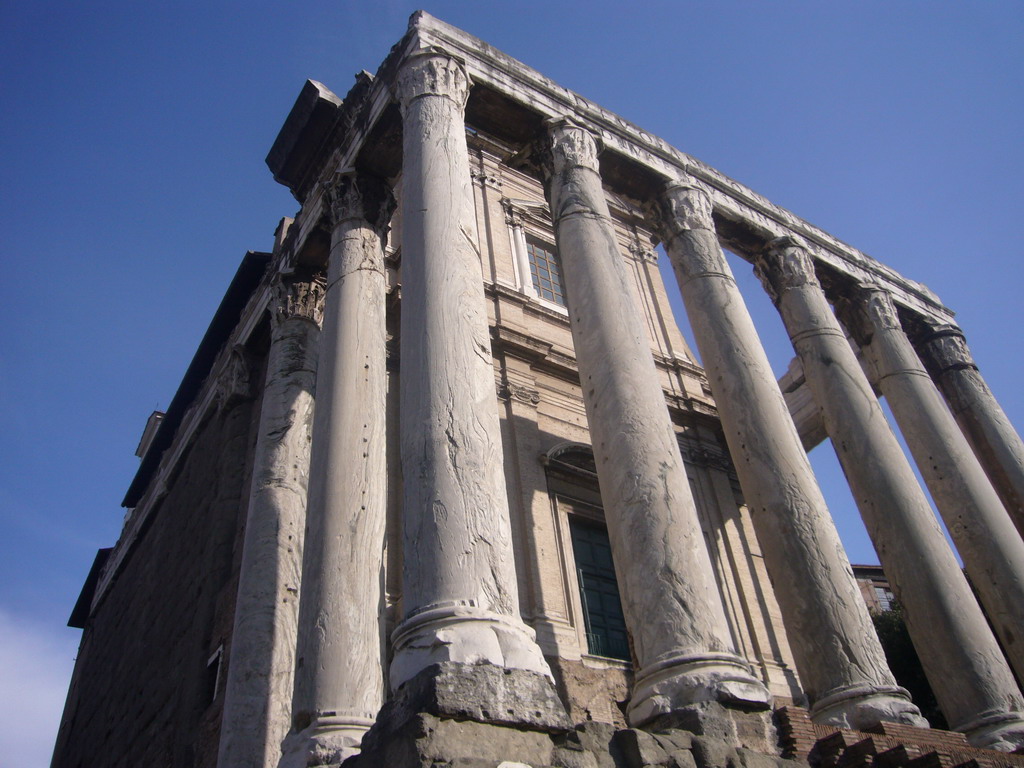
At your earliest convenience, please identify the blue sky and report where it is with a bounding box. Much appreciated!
[3,2,1022,764]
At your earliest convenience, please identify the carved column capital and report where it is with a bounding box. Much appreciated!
[545,117,601,175]
[394,48,470,110]
[753,235,818,305]
[645,180,714,247]
[833,284,900,348]
[323,170,396,240]
[916,324,978,376]
[272,271,327,327]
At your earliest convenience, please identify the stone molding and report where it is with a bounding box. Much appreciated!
[496,381,541,406]
[394,47,470,110]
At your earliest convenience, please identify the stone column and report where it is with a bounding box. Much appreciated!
[217,273,322,768]
[647,181,922,731]
[280,172,394,766]
[542,120,770,727]
[840,286,1024,682]
[915,324,1024,538]
[757,235,1024,751]
[389,49,552,692]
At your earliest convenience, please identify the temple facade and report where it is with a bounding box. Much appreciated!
[52,12,1024,768]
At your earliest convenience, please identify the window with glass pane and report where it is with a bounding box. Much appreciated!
[526,239,566,306]
[569,517,629,660]
[874,585,895,612]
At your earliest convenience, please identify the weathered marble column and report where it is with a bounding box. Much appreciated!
[757,235,1024,751]
[838,286,1024,683]
[915,324,1024,538]
[647,181,922,730]
[217,273,322,768]
[542,120,770,727]
[389,49,552,691]
[280,173,394,766]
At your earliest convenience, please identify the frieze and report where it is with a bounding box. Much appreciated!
[216,345,255,410]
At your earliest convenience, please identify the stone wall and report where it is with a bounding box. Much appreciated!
[51,377,262,768]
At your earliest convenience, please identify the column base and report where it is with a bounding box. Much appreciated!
[955,709,1024,752]
[809,683,927,731]
[626,651,771,727]
[278,713,375,768]
[389,601,553,692]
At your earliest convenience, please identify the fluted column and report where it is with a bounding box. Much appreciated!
[915,324,1024,538]
[758,235,1024,751]
[389,49,551,690]
[839,286,1024,683]
[647,181,921,730]
[541,120,769,727]
[280,173,394,767]
[217,273,322,768]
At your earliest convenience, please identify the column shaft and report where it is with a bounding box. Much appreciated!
[217,275,321,768]
[543,121,769,727]
[846,288,1024,682]
[648,182,921,730]
[282,174,393,766]
[757,236,1024,751]
[916,326,1024,538]
[390,49,551,690]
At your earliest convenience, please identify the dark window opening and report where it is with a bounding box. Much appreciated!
[569,517,629,661]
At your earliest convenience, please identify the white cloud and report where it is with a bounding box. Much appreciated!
[0,609,78,768]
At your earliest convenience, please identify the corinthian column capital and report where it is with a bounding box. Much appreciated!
[272,271,327,327]
[916,324,977,375]
[545,118,601,175]
[647,180,715,245]
[394,48,470,110]
[323,170,395,240]
[834,284,901,349]
[754,235,819,304]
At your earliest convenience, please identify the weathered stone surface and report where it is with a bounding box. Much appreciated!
[650,183,914,730]
[218,273,321,768]
[353,712,557,768]
[387,662,571,732]
[390,46,551,691]
[613,728,669,768]
[756,236,1024,750]
[841,287,1024,684]
[915,325,1024,538]
[52,393,259,768]
[543,119,769,727]
[283,173,394,766]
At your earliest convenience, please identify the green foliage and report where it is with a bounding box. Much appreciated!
[872,606,948,730]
